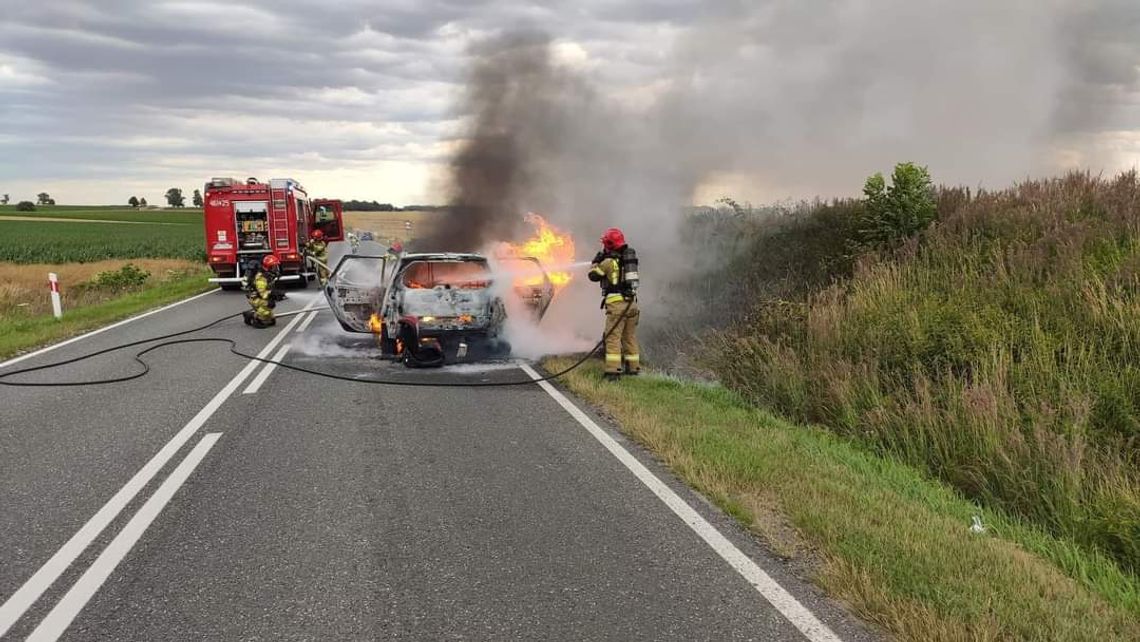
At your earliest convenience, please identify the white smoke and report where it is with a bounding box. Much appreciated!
[430,6,1140,357]
[487,252,598,360]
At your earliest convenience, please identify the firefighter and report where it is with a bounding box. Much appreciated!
[243,255,282,328]
[388,240,403,259]
[588,227,640,380]
[306,229,329,285]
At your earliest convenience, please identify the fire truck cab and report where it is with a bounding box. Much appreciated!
[203,177,344,289]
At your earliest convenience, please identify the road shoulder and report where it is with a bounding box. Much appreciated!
[542,359,1140,641]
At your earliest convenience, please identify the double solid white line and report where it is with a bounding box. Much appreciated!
[241,308,318,395]
[0,303,312,639]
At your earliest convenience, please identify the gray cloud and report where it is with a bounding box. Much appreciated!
[1,0,1138,206]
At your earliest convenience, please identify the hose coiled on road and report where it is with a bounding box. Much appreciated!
[0,303,633,389]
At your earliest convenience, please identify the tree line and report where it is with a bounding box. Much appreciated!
[125,188,203,208]
[340,200,447,212]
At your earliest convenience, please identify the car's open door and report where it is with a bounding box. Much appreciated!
[311,198,345,241]
[496,256,555,321]
[323,254,391,333]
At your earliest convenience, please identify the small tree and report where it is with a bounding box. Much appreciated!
[165,187,185,208]
[36,192,51,206]
[16,201,35,212]
[128,196,140,208]
[46,198,56,205]
[192,189,203,208]
[139,197,148,207]
[854,162,936,251]
[1,194,9,205]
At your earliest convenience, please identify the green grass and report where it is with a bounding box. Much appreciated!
[546,360,1140,641]
[0,219,205,263]
[704,172,1140,574]
[0,269,213,360]
[0,205,203,225]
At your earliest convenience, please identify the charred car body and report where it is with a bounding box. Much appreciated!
[325,253,553,366]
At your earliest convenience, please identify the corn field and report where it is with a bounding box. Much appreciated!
[0,220,205,263]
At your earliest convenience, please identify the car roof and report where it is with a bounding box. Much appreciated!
[401,252,486,261]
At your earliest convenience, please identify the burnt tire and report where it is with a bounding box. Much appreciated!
[398,325,442,368]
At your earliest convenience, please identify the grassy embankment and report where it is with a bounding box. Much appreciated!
[0,207,211,359]
[574,171,1140,640]
[546,360,1140,641]
[708,174,1140,574]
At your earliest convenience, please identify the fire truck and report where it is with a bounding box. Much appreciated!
[203,177,344,289]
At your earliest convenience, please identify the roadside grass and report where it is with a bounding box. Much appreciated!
[710,173,1140,573]
[0,267,213,360]
[0,219,204,263]
[0,205,202,225]
[544,359,1140,641]
[0,259,203,317]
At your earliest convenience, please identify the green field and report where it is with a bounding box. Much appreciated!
[0,219,205,263]
[0,205,203,225]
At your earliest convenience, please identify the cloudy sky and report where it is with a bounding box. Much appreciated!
[2,0,1139,207]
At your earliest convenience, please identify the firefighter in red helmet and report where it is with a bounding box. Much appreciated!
[588,227,640,380]
[306,229,330,286]
[243,254,282,328]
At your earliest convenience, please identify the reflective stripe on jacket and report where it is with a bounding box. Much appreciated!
[250,271,273,298]
[590,256,629,304]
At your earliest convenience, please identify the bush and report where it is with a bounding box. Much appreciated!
[854,162,937,251]
[89,263,151,290]
[16,201,35,212]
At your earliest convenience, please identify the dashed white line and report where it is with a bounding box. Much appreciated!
[518,363,842,642]
[296,309,319,333]
[0,289,220,370]
[27,433,224,642]
[242,344,291,394]
[0,308,307,638]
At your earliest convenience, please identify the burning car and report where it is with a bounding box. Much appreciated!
[324,252,554,366]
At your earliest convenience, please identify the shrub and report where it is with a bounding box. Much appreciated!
[89,263,151,290]
[16,201,35,212]
[854,162,937,251]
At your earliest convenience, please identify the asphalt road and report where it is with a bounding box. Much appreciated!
[0,289,877,641]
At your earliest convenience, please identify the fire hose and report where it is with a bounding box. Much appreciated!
[0,301,634,389]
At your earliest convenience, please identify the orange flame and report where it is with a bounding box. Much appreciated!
[368,312,383,334]
[495,213,575,289]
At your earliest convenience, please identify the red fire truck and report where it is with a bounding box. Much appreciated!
[203,177,344,289]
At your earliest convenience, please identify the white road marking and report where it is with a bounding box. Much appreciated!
[296,309,319,333]
[242,344,291,394]
[0,308,307,638]
[0,288,220,370]
[241,299,319,394]
[518,363,842,642]
[27,433,223,642]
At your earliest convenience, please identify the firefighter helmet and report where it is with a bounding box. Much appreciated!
[262,255,281,270]
[310,229,324,241]
[601,228,625,251]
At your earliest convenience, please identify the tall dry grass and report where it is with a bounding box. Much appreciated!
[711,172,1140,572]
[0,259,202,317]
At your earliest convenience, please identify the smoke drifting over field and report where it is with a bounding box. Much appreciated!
[434,2,1140,245]
[424,1,1140,354]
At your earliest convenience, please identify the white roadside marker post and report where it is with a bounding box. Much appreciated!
[48,272,63,319]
